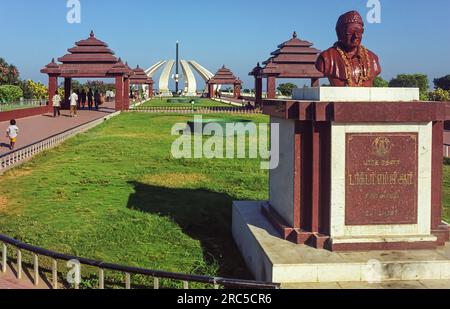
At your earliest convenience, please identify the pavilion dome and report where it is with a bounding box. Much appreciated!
[208,65,242,85]
[255,32,323,79]
[58,31,118,63]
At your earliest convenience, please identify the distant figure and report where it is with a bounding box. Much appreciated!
[94,90,100,110]
[217,91,222,99]
[52,90,62,117]
[80,89,87,109]
[6,119,19,150]
[99,92,105,106]
[76,90,81,109]
[69,91,78,117]
[87,88,94,110]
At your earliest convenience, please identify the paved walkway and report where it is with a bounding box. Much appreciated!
[0,102,116,156]
[0,264,49,289]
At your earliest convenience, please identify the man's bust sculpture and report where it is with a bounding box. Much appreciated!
[316,11,382,87]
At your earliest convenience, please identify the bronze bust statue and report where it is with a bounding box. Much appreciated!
[316,11,382,87]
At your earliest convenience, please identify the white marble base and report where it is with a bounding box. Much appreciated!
[232,201,450,284]
[292,87,420,102]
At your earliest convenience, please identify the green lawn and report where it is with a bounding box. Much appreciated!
[444,164,450,222]
[0,113,269,287]
[140,97,231,108]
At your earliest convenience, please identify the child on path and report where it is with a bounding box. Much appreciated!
[6,119,19,150]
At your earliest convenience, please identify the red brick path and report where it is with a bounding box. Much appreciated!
[0,102,116,156]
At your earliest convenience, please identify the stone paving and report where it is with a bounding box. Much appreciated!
[0,102,116,156]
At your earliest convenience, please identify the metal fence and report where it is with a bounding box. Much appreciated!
[0,234,279,289]
[0,111,120,174]
[0,99,47,112]
[130,106,262,114]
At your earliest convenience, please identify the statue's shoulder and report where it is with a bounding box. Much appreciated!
[365,48,380,61]
[364,47,382,75]
[318,45,339,59]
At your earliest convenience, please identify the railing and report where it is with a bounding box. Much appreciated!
[130,106,261,114]
[0,99,47,112]
[0,234,280,289]
[445,144,450,158]
[0,111,120,174]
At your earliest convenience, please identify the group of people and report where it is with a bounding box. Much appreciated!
[51,88,113,118]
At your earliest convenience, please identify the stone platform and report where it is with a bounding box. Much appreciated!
[232,201,450,284]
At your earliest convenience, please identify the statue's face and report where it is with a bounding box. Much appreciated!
[338,23,364,50]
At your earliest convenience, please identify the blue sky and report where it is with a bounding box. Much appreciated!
[1,0,449,89]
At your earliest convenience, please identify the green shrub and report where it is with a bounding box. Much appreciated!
[445,157,450,166]
[0,85,23,103]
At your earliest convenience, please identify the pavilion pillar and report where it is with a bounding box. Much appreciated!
[208,84,215,98]
[234,83,241,99]
[311,78,320,87]
[123,78,130,110]
[254,76,263,106]
[267,76,276,99]
[115,75,124,111]
[148,83,153,98]
[63,77,72,110]
[48,75,58,111]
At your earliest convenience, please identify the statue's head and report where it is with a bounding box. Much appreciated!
[336,11,365,51]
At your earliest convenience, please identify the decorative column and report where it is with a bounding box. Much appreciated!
[208,83,215,98]
[48,75,58,111]
[431,121,450,245]
[255,76,263,106]
[267,76,276,99]
[149,83,154,98]
[123,78,130,110]
[63,77,72,110]
[234,83,241,99]
[115,75,124,111]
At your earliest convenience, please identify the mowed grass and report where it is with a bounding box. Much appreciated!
[0,113,269,286]
[444,164,450,222]
[141,97,231,108]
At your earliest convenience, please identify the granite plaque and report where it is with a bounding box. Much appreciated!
[345,133,418,225]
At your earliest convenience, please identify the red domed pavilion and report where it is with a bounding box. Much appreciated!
[41,31,133,111]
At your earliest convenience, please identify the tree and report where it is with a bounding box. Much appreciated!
[434,75,450,91]
[0,58,20,86]
[428,88,450,102]
[389,74,429,101]
[0,85,23,102]
[277,83,297,96]
[373,76,389,87]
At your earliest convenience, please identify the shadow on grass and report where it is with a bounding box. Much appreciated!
[126,181,252,280]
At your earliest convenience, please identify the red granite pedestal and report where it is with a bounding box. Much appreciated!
[261,98,450,251]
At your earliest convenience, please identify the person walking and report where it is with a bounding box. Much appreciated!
[6,119,19,150]
[94,89,100,110]
[87,88,94,110]
[69,90,78,117]
[80,89,87,110]
[52,90,62,117]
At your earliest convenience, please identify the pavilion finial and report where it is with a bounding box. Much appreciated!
[51,58,56,63]
[90,30,95,38]
[137,64,140,68]
[257,62,260,67]
[293,31,297,38]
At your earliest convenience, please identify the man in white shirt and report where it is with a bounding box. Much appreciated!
[52,91,62,117]
[70,91,79,117]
